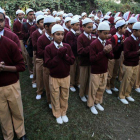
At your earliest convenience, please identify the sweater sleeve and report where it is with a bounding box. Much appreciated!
[32,32,37,51]
[21,23,29,41]
[37,38,45,58]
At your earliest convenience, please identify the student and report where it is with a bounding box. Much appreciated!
[87,22,114,114]
[13,10,27,64]
[80,12,87,27]
[57,11,64,25]
[92,24,97,36]
[88,14,95,22]
[118,22,140,104]
[106,20,126,94]
[77,18,95,102]
[94,16,100,28]
[55,17,61,24]
[21,8,35,79]
[32,15,45,99]
[37,16,55,105]
[63,17,71,43]
[44,24,75,124]
[66,18,81,92]
[0,11,27,140]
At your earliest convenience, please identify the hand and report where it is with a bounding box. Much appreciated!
[75,30,81,35]
[121,39,125,44]
[42,29,46,34]
[103,44,112,53]
[137,49,140,54]
[57,47,67,58]
[51,41,54,44]
[108,34,112,38]
[0,64,5,72]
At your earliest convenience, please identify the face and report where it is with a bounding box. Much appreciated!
[83,22,93,34]
[58,15,63,20]
[72,22,80,31]
[119,25,127,34]
[56,20,61,24]
[37,19,44,30]
[128,23,134,30]
[97,12,101,18]
[90,17,94,21]
[0,14,5,31]
[98,30,110,40]
[18,13,24,20]
[134,30,140,37]
[92,29,97,34]
[53,31,64,44]
[45,22,56,33]
[27,11,34,22]
[96,19,100,24]
[47,10,51,15]
[82,14,87,19]
[66,21,71,29]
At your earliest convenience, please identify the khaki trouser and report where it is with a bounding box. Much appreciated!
[119,65,139,99]
[43,67,51,103]
[118,51,124,82]
[32,51,36,83]
[0,81,25,140]
[106,59,120,89]
[26,53,33,75]
[87,72,108,107]
[36,58,44,95]
[79,66,91,97]
[49,75,70,118]
[134,60,140,89]
[70,57,80,87]
[19,40,27,64]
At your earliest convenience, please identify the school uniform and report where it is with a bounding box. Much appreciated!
[119,34,139,99]
[37,33,52,103]
[32,29,43,95]
[77,32,96,98]
[110,26,117,36]
[0,36,26,140]
[5,17,10,29]
[106,32,124,90]
[13,19,27,63]
[63,27,69,43]
[87,37,114,107]
[44,41,75,118]
[66,29,80,87]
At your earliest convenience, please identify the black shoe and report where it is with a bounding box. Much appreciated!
[20,135,28,140]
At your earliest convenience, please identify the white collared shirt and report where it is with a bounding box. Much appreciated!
[131,34,137,41]
[71,29,76,35]
[54,41,63,49]
[18,18,23,24]
[27,19,34,25]
[98,37,106,46]
[38,29,43,34]
[84,31,91,39]
[127,27,132,33]
[64,26,69,31]
[116,32,122,38]
[0,29,4,36]
[45,32,53,41]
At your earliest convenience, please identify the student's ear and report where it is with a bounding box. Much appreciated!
[44,25,48,30]
[82,25,85,29]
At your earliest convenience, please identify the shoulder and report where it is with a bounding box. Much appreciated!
[63,43,71,48]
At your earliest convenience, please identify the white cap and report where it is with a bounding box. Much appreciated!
[55,17,61,21]
[16,10,24,15]
[36,15,44,22]
[95,16,99,21]
[44,12,48,15]
[46,8,50,12]
[0,8,4,13]
[35,11,44,17]
[57,11,63,16]
[44,15,56,24]
[72,15,80,19]
[81,12,87,17]
[93,24,97,30]
[51,24,64,34]
[71,18,79,25]
[132,22,140,30]
[88,14,94,18]
[63,13,68,18]
[82,18,93,25]
[116,20,126,28]
[68,13,73,17]
[64,17,72,23]
[128,17,137,24]
[114,17,122,23]
[98,22,110,30]
[104,15,110,20]
[26,8,34,15]
[103,20,111,25]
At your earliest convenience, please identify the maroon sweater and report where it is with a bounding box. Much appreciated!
[123,36,140,66]
[37,34,51,59]
[4,29,21,52]
[110,26,117,36]
[111,35,124,59]
[66,31,79,57]
[77,33,96,66]
[90,39,114,74]
[63,29,69,43]
[5,17,10,29]
[0,36,25,87]
[32,30,42,57]
[30,24,38,38]
[44,43,75,78]
[124,30,131,38]
[13,19,26,40]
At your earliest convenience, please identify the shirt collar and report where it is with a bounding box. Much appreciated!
[0,29,4,36]
[127,27,132,33]
[71,29,76,35]
[98,37,106,45]
[45,32,53,41]
[84,31,91,39]
[54,41,63,49]
[131,34,137,41]
[27,19,34,25]
[18,18,23,23]
[116,32,122,38]
[38,28,43,34]
[64,26,69,31]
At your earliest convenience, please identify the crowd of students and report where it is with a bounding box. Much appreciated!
[0,7,140,140]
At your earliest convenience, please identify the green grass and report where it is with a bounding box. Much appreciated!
[0,69,140,140]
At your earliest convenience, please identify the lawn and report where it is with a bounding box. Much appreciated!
[0,69,140,140]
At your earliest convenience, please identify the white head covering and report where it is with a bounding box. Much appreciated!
[93,24,97,30]
[16,10,24,15]
[94,16,99,21]
[44,15,56,24]
[0,8,4,13]
[103,20,110,25]
[115,20,126,28]
[68,13,73,17]
[132,22,140,30]
[128,17,137,24]
[36,15,44,22]
[114,12,121,18]
[135,14,140,21]
[106,11,112,16]
[26,8,34,15]
[88,14,94,18]
[46,8,50,12]
[123,11,131,21]
[114,17,122,23]
[64,17,72,23]
[96,10,103,18]
[51,24,64,34]
[82,18,93,25]
[35,11,44,17]
[55,17,61,21]
[71,18,79,25]
[98,22,110,30]
[81,12,87,17]
[57,11,63,16]
[104,15,110,20]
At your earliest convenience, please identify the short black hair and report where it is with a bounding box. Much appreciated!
[37,18,44,24]
[117,24,126,31]
[44,23,51,28]
[0,12,5,19]
[132,29,138,31]
[83,23,88,27]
